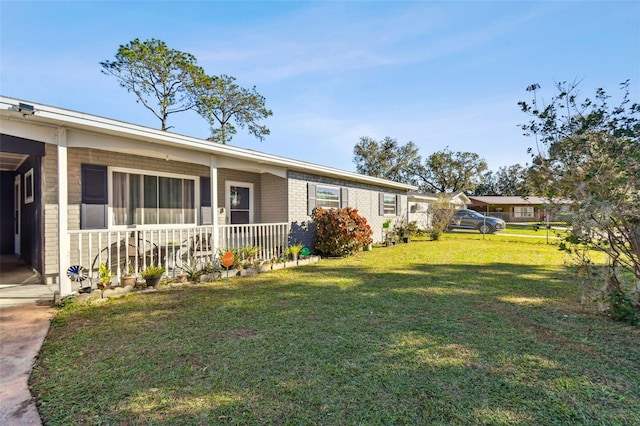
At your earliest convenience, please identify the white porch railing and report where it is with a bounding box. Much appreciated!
[219,223,290,261]
[68,223,290,281]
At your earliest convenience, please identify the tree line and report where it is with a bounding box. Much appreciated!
[353,137,529,195]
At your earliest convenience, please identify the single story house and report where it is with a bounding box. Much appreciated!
[1,96,416,296]
[466,196,571,222]
[408,191,470,230]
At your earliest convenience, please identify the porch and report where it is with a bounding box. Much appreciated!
[0,255,56,308]
[68,223,290,287]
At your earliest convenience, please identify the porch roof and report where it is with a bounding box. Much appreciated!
[0,96,417,191]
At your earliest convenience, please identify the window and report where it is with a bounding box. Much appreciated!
[24,168,34,204]
[307,184,348,214]
[514,206,534,218]
[316,186,340,209]
[111,169,196,227]
[383,194,396,215]
[379,193,399,216]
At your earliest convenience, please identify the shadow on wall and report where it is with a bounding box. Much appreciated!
[290,221,315,253]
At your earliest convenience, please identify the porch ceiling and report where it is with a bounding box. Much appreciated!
[0,152,28,171]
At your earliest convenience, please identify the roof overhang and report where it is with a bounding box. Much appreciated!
[408,193,439,202]
[0,96,417,191]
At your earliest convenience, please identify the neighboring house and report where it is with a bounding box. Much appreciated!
[408,191,470,230]
[467,196,571,222]
[1,96,416,296]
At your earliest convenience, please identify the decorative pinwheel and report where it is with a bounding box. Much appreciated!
[67,265,88,282]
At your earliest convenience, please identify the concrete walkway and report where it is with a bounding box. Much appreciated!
[0,256,56,425]
[0,303,54,426]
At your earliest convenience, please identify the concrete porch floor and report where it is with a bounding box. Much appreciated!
[0,255,56,309]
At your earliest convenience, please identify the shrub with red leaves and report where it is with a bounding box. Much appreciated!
[312,207,373,257]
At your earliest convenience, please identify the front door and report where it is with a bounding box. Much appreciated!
[14,175,20,254]
[226,181,253,224]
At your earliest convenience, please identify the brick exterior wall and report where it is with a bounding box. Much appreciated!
[260,173,288,223]
[67,148,211,231]
[41,145,406,282]
[287,170,407,249]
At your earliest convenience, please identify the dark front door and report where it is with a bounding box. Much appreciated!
[227,182,253,224]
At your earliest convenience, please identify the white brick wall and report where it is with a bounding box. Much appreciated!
[41,143,407,281]
[287,170,407,248]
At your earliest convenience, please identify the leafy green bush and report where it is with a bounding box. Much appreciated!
[312,207,373,257]
[608,289,639,325]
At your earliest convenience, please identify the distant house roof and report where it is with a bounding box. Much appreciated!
[408,191,470,205]
[468,196,570,206]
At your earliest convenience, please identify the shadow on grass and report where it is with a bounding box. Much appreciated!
[32,258,640,425]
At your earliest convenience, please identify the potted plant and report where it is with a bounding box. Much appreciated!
[120,264,137,287]
[141,264,165,287]
[285,243,304,262]
[382,219,392,229]
[97,263,113,298]
[394,220,419,243]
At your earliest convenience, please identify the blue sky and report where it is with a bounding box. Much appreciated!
[1,1,638,172]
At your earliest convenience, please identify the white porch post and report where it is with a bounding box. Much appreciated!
[210,155,219,257]
[57,128,71,296]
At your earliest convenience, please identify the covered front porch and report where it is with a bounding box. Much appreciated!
[44,133,291,297]
[0,97,300,298]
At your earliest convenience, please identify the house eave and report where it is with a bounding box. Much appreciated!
[0,96,416,191]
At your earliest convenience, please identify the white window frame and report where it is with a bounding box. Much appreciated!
[225,180,254,224]
[315,184,341,209]
[513,206,534,218]
[24,168,34,204]
[382,193,397,216]
[108,166,199,229]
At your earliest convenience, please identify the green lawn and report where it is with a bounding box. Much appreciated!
[32,237,640,425]
[445,223,567,238]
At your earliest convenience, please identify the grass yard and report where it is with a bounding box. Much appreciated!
[32,237,640,425]
[502,223,569,238]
